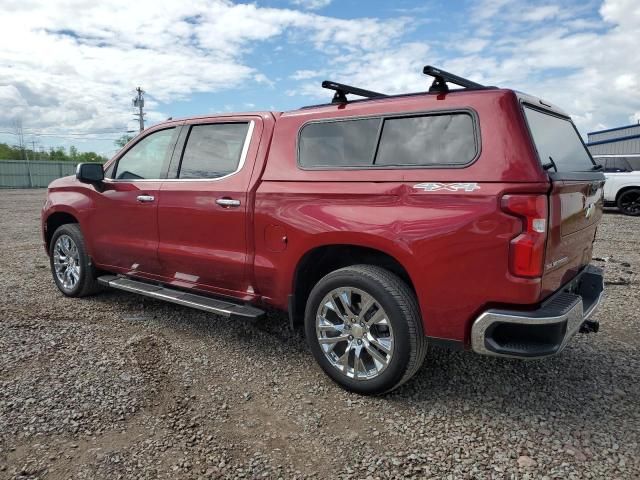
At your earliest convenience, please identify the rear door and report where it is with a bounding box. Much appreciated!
[90,126,179,274]
[522,105,605,297]
[157,116,262,296]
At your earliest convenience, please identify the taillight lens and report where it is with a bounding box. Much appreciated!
[501,194,548,278]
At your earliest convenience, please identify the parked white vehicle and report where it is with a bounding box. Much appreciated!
[593,155,640,216]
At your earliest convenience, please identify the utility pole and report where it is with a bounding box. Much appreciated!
[132,87,145,132]
[13,119,25,160]
[13,119,33,187]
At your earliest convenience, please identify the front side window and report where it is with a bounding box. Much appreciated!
[114,128,176,180]
[178,123,250,179]
[298,112,477,169]
[523,107,594,172]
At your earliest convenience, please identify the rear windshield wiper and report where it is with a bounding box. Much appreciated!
[542,156,558,172]
[591,164,604,171]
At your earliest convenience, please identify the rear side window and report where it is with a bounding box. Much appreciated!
[376,114,476,166]
[626,157,640,171]
[597,157,640,172]
[298,118,380,168]
[609,158,631,172]
[178,123,250,179]
[298,112,477,169]
[523,106,595,172]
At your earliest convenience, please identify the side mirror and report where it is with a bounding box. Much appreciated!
[76,163,104,184]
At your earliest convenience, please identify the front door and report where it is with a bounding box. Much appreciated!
[89,126,179,274]
[157,117,262,296]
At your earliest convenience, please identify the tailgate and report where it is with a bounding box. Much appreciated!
[541,178,604,297]
[520,102,606,299]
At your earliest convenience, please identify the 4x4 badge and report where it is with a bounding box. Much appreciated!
[413,182,480,192]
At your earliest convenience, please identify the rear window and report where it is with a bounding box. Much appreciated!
[523,106,595,172]
[298,112,477,168]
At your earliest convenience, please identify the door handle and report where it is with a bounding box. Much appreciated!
[216,198,241,208]
[137,194,155,203]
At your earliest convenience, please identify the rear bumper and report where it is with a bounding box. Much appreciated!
[471,265,604,359]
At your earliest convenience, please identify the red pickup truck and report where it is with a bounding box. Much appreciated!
[42,66,604,394]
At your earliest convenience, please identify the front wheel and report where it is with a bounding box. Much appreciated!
[304,265,427,395]
[49,223,102,297]
[617,188,640,216]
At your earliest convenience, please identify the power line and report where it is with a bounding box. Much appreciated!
[0,130,134,136]
[22,128,130,135]
[0,131,124,140]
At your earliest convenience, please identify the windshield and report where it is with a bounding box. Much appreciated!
[523,106,595,172]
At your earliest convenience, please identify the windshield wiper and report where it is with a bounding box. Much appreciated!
[591,164,604,171]
[542,156,558,172]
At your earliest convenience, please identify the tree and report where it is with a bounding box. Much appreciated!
[0,142,107,163]
[115,134,133,148]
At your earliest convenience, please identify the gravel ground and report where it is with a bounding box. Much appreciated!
[0,188,639,479]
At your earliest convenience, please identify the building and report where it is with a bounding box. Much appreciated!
[586,123,640,156]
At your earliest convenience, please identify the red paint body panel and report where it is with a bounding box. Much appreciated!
[42,90,603,347]
[156,115,267,295]
[253,181,546,340]
[91,181,164,273]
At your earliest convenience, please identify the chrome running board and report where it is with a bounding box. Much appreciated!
[97,275,264,320]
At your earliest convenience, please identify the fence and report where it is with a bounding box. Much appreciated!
[0,160,79,188]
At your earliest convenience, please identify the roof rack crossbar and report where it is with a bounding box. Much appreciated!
[423,65,485,93]
[321,80,387,104]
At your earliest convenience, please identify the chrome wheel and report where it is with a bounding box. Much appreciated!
[316,287,394,380]
[53,234,81,291]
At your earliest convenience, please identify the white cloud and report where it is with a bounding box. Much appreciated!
[457,38,489,54]
[1,0,639,151]
[0,0,405,142]
[447,0,640,134]
[291,69,322,80]
[291,0,332,11]
[521,5,561,22]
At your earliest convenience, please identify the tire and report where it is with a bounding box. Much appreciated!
[617,188,640,216]
[304,265,427,395]
[49,223,102,297]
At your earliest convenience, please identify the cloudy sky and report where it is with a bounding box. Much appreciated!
[0,0,639,156]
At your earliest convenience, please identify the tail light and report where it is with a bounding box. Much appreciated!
[501,194,548,278]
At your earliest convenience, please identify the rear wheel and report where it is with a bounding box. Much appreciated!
[49,224,101,297]
[304,265,427,395]
[617,188,640,216]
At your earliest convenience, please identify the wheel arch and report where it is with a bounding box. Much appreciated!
[290,244,417,326]
[615,185,640,202]
[44,210,79,252]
